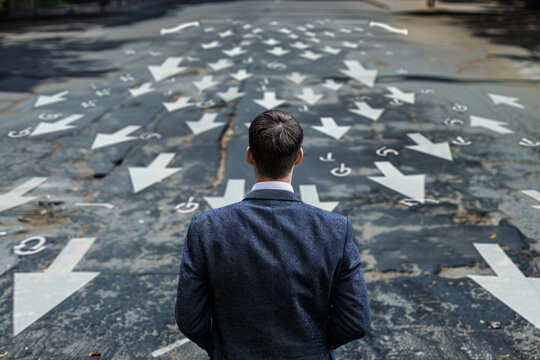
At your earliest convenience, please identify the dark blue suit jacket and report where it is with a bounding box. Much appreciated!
[175,189,371,359]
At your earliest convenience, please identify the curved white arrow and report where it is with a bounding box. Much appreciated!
[405,133,453,161]
[0,177,48,213]
[311,117,350,140]
[129,153,182,193]
[368,162,425,203]
[160,21,199,35]
[204,179,245,209]
[368,21,408,35]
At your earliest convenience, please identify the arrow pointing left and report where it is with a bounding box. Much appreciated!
[13,237,100,336]
[0,177,48,213]
[91,125,141,150]
[31,114,84,137]
[34,91,69,108]
[405,133,453,161]
[128,153,182,193]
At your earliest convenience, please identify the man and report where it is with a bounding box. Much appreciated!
[175,109,371,359]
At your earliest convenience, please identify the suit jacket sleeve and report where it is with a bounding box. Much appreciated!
[327,217,372,349]
[175,213,213,355]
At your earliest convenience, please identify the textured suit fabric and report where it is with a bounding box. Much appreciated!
[175,189,371,359]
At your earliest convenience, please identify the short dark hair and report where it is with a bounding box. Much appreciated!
[249,109,303,179]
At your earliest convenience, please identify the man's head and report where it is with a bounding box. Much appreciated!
[247,109,303,180]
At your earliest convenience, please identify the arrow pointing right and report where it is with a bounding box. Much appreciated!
[148,57,186,82]
[299,185,339,212]
[31,114,84,137]
[204,179,245,209]
[34,91,69,108]
[91,125,141,150]
[0,177,48,213]
[405,133,453,161]
[368,162,425,203]
[253,92,286,109]
[311,117,350,140]
[470,115,514,134]
[349,101,385,121]
[128,153,182,193]
[186,113,225,135]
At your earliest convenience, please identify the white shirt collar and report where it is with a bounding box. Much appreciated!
[251,181,294,193]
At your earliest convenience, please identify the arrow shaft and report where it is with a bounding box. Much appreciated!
[149,153,176,169]
[47,238,96,274]
[374,161,402,178]
[10,177,48,196]
[474,243,524,280]
[115,125,141,137]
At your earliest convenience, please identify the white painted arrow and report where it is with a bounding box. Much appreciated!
[263,38,280,46]
[34,91,69,108]
[163,96,194,112]
[368,162,425,203]
[204,179,245,209]
[160,21,199,35]
[522,190,540,210]
[31,114,84,137]
[469,243,540,330]
[286,72,307,84]
[253,92,286,109]
[128,153,182,193]
[186,113,225,135]
[193,76,219,93]
[349,101,385,121]
[223,46,246,57]
[368,21,408,35]
[299,185,339,212]
[488,93,524,109]
[91,125,140,150]
[323,79,342,91]
[267,47,290,56]
[217,87,245,102]
[201,41,222,49]
[405,133,453,161]
[0,177,48,213]
[290,41,310,50]
[322,46,341,55]
[342,41,358,49]
[470,115,513,134]
[148,57,186,82]
[295,88,324,105]
[13,237,99,336]
[230,69,252,81]
[340,60,378,87]
[208,58,233,71]
[311,117,350,140]
[299,50,323,61]
[385,86,415,104]
[129,82,155,97]
[218,29,233,38]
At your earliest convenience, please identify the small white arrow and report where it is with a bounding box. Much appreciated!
[230,69,252,81]
[342,41,359,49]
[286,72,307,84]
[217,87,245,102]
[405,133,453,161]
[295,88,324,105]
[218,29,233,38]
[129,153,182,193]
[488,93,524,109]
[129,82,155,97]
[201,41,222,49]
[208,58,233,71]
[385,86,415,104]
[34,91,69,108]
[290,41,310,50]
[267,47,290,56]
[253,92,286,109]
[349,102,385,121]
[13,237,100,336]
[340,60,378,87]
[31,114,84,137]
[163,96,194,112]
[160,21,199,35]
[311,117,350,140]
[0,177,48,213]
[204,179,245,209]
[324,31,335,38]
[368,162,425,203]
[193,76,219,93]
[470,115,513,134]
[469,243,540,330]
[368,21,408,35]
[299,51,323,61]
[522,190,540,210]
[91,125,140,150]
[186,113,225,135]
[148,57,186,82]
[263,38,280,46]
[223,46,246,57]
[322,46,341,55]
[299,185,338,212]
[322,79,342,91]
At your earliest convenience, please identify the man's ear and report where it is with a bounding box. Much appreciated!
[246,146,254,165]
[294,148,303,166]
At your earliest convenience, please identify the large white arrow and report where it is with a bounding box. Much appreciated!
[311,117,350,140]
[340,60,378,88]
[522,190,540,210]
[470,115,513,134]
[299,185,339,212]
[148,57,186,82]
[405,133,453,161]
[349,101,384,121]
[163,96,193,112]
[368,162,425,203]
[295,88,324,105]
[160,21,200,35]
[253,92,286,109]
[488,93,524,109]
[469,243,540,330]
[128,153,182,193]
[31,114,84,137]
[129,82,155,97]
[217,87,245,102]
[91,125,140,150]
[186,113,225,135]
[34,91,69,108]
[385,87,415,104]
[0,177,48,213]
[286,72,307,84]
[204,179,245,209]
[230,69,252,81]
[193,76,219,93]
[13,237,99,336]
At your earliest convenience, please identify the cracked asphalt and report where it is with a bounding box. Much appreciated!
[0,0,539,359]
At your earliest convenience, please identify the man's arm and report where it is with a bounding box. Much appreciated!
[327,217,372,349]
[175,213,213,355]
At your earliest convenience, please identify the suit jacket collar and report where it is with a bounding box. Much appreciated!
[242,189,302,202]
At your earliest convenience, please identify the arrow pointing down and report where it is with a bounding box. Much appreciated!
[368,162,425,203]
[128,153,182,193]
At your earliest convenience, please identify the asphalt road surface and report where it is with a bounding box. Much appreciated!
[0,0,539,359]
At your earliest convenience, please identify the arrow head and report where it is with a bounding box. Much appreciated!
[368,162,425,202]
[34,91,69,108]
[204,179,245,209]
